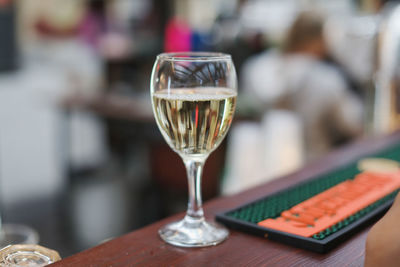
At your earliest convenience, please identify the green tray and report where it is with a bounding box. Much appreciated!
[216,140,400,253]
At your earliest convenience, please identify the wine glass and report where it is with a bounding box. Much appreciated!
[0,244,61,266]
[150,52,237,247]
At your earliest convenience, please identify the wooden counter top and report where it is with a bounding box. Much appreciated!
[50,131,400,266]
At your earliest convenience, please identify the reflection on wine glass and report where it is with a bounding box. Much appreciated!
[150,52,237,247]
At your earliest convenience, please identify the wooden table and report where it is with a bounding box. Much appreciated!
[50,132,400,266]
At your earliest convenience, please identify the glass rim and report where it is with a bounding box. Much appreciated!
[0,244,61,265]
[157,52,231,61]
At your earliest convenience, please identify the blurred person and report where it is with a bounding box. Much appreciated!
[2,0,108,202]
[241,11,364,160]
[223,11,364,194]
[164,16,192,52]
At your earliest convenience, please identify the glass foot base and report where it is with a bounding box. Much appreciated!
[0,224,39,248]
[159,217,229,247]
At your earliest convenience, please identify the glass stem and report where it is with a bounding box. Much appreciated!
[183,158,206,222]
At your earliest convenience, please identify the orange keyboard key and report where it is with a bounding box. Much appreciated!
[258,171,400,237]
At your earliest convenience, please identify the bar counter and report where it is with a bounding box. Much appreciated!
[49,131,400,266]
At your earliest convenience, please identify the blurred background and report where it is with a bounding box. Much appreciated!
[1,0,400,257]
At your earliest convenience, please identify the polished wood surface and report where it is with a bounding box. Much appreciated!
[50,132,400,267]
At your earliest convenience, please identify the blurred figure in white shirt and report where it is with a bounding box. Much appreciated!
[223,12,363,194]
[241,11,363,160]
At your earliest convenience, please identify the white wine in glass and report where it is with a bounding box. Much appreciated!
[151,52,237,247]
